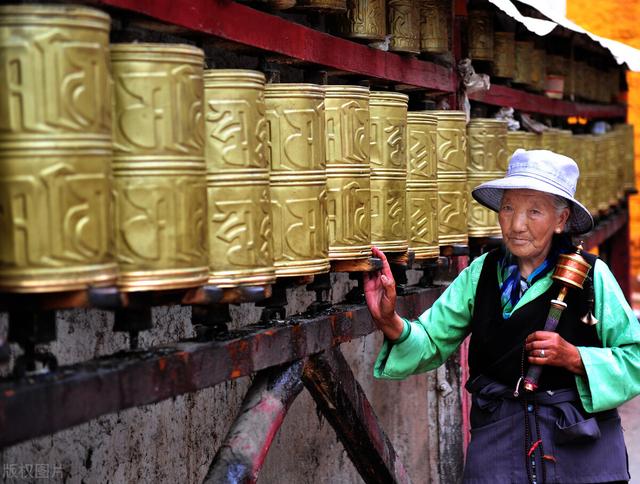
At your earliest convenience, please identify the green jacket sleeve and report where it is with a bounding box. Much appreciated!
[373,253,486,380]
[575,259,640,412]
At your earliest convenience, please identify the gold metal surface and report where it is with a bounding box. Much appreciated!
[407,112,439,259]
[370,92,408,252]
[295,0,346,11]
[338,0,386,41]
[111,43,208,291]
[493,32,515,79]
[388,0,420,54]
[513,41,533,85]
[0,5,116,292]
[530,48,546,91]
[265,84,330,277]
[540,129,561,152]
[615,124,636,192]
[468,9,493,61]
[203,69,275,287]
[419,0,449,54]
[506,131,535,159]
[593,134,610,212]
[433,110,468,246]
[467,119,507,237]
[324,86,371,261]
[575,134,597,215]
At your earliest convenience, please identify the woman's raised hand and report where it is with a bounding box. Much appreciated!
[363,247,404,341]
[525,331,586,375]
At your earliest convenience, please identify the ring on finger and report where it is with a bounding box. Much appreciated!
[540,349,545,358]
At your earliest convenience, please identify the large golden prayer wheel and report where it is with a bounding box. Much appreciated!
[338,0,386,42]
[324,86,371,261]
[540,129,561,152]
[265,84,330,277]
[574,134,595,213]
[468,9,493,61]
[433,110,468,246]
[369,92,408,253]
[112,44,208,291]
[203,70,275,287]
[593,134,610,212]
[530,48,546,91]
[493,32,515,79]
[407,112,439,259]
[419,0,449,54]
[295,0,346,11]
[615,124,636,193]
[388,0,420,54]
[507,131,536,158]
[556,130,576,160]
[0,5,116,293]
[513,41,533,85]
[467,119,508,237]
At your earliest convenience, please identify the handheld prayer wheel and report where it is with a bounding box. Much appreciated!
[524,244,593,392]
[338,0,386,42]
[369,92,408,253]
[295,0,346,12]
[493,32,515,79]
[203,69,275,287]
[388,0,420,54]
[530,48,546,91]
[407,112,439,259]
[419,0,449,54]
[0,5,116,292]
[324,86,371,261]
[467,119,508,237]
[265,84,330,277]
[433,110,468,246]
[468,9,493,61]
[513,41,533,85]
[111,43,208,291]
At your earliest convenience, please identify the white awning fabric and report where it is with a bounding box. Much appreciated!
[487,0,640,71]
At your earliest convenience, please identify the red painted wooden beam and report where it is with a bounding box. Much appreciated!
[97,0,456,91]
[469,84,627,118]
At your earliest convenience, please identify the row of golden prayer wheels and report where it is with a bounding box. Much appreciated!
[0,4,635,297]
[468,8,620,103]
[245,0,451,55]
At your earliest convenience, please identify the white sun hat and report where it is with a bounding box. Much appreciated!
[471,149,594,234]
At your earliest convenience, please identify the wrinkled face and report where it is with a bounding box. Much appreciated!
[499,189,570,262]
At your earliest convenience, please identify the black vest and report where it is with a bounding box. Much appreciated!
[469,248,601,391]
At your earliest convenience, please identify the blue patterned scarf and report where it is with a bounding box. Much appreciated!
[497,236,572,319]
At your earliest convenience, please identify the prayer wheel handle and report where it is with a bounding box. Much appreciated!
[523,243,592,393]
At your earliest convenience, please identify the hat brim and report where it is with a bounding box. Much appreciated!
[472,175,594,234]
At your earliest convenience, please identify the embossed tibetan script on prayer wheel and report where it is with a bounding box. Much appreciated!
[467,119,508,237]
[419,0,449,54]
[388,0,420,54]
[493,32,515,79]
[265,84,330,277]
[324,86,371,261]
[338,0,386,42]
[369,92,408,253]
[111,43,209,291]
[433,110,468,246]
[407,113,439,259]
[203,69,275,287]
[0,5,116,292]
[468,9,493,61]
[506,131,535,159]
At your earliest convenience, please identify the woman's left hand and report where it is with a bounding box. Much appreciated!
[525,331,586,376]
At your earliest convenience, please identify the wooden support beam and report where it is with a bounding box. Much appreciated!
[302,347,412,484]
[204,360,305,484]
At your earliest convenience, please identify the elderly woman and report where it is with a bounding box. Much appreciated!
[365,150,640,483]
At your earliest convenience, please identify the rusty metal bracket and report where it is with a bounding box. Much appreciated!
[303,347,412,484]
[205,360,305,484]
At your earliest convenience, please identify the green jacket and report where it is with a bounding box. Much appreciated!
[374,252,640,412]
